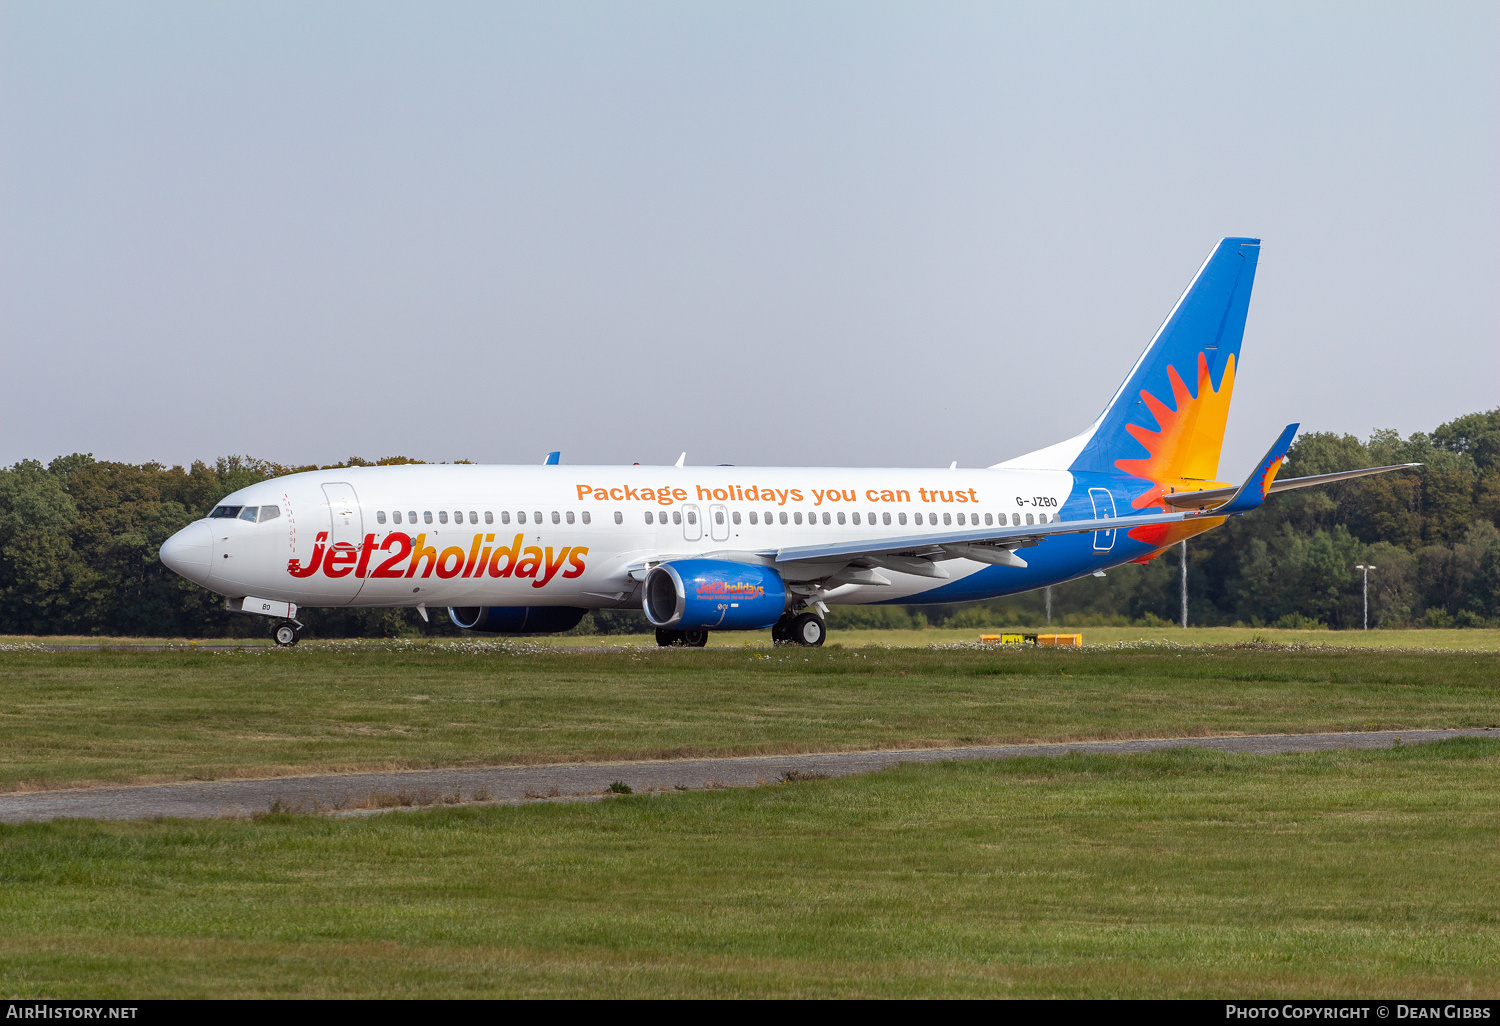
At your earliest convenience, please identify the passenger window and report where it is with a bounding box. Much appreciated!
[407,511,416,524]
[898,512,907,525]
[582,511,591,525]
[714,511,724,525]
[822,512,831,525]
[467,511,476,524]
[393,511,403,525]
[837,512,846,525]
[985,513,992,526]
[749,511,758,525]
[517,511,526,525]
[376,511,387,524]
[534,511,543,524]
[424,511,434,524]
[883,512,892,526]
[851,512,860,525]
[1012,513,1021,526]
[501,511,511,524]
[956,512,965,526]
[943,512,952,526]
[1026,513,1034,525]
[793,512,802,525]
[439,511,449,524]
[645,511,654,525]
[484,511,493,525]
[238,506,258,522]
[673,511,682,525]
[551,511,560,524]
[687,511,697,525]
[732,512,741,525]
[260,505,280,522]
[566,511,575,525]
[614,511,623,524]
[767,511,775,524]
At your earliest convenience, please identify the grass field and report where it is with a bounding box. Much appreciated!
[1,646,1496,790]
[6,626,1500,649]
[3,740,1498,997]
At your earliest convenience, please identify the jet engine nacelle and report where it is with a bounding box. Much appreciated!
[642,559,788,631]
[448,606,588,634]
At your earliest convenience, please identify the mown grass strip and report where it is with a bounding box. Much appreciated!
[1,740,1497,997]
[0,647,1496,789]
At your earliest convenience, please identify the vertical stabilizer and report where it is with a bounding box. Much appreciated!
[995,238,1260,502]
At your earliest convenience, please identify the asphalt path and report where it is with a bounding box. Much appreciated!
[2,728,1493,824]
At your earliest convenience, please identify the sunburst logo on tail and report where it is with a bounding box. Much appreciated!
[1115,352,1236,509]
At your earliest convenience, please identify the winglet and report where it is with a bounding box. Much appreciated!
[543,451,561,466]
[1212,424,1299,515]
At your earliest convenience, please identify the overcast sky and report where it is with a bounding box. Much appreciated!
[2,2,1495,475]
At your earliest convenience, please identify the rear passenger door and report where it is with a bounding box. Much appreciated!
[1088,487,1116,552]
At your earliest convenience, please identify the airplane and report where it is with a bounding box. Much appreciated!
[159,237,1417,648]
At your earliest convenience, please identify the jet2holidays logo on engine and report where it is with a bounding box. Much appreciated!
[288,532,587,588]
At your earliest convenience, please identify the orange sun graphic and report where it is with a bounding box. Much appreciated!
[1115,352,1236,510]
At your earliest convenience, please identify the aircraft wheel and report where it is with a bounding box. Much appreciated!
[790,613,825,647]
[273,621,301,648]
[655,628,683,647]
[682,629,709,648]
[771,614,797,644]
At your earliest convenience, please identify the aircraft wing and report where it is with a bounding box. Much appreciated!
[769,507,1197,571]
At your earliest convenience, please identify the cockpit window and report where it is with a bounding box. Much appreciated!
[259,505,280,522]
[237,506,259,522]
[209,505,243,519]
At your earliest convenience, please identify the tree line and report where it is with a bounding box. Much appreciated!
[0,410,1495,637]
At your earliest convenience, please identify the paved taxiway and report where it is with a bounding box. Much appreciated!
[1,728,1491,823]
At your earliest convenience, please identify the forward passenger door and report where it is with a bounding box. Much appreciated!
[321,481,367,603]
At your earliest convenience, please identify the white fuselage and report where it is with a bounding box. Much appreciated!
[163,463,1075,610]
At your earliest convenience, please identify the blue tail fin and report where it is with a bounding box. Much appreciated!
[997,238,1260,506]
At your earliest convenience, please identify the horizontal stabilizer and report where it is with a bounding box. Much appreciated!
[1162,462,1423,509]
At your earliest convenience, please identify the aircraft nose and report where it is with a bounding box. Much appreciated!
[159,522,213,583]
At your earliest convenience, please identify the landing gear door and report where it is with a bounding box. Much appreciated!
[1088,487,1116,552]
[682,503,703,541]
[321,481,367,602]
[709,503,730,542]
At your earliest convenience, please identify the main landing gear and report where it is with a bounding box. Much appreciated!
[771,611,826,647]
[273,620,304,648]
[655,628,709,648]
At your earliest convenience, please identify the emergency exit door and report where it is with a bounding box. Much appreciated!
[682,503,703,541]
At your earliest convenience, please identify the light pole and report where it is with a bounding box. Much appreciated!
[1180,540,1188,628]
[1355,564,1375,630]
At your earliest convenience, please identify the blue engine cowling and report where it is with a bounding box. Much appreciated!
[448,606,588,633]
[642,559,787,630]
